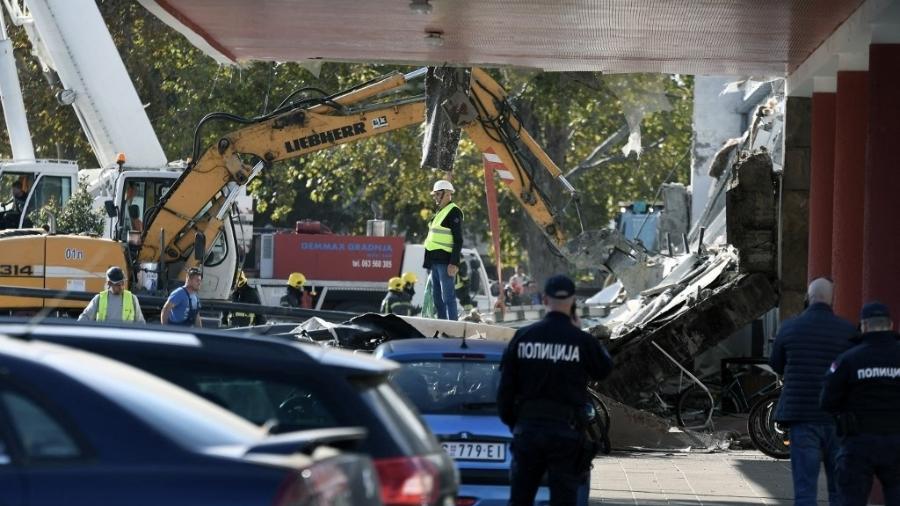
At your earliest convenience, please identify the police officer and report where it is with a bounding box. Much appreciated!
[161,267,203,327]
[78,266,145,323]
[224,270,266,327]
[821,301,900,505]
[381,277,415,315]
[497,274,614,505]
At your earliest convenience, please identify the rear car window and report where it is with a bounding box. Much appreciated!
[391,360,501,415]
[133,361,340,432]
[1,390,81,460]
[196,376,338,430]
[55,354,261,449]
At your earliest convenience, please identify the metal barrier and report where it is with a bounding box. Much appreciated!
[0,285,357,323]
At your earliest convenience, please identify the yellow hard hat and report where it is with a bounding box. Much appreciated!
[287,272,306,288]
[401,272,418,284]
[388,277,404,291]
[236,270,248,288]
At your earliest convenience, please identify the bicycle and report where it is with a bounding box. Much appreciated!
[587,386,612,455]
[747,386,790,459]
[676,361,781,429]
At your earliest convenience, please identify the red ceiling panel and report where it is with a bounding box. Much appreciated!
[145,0,863,76]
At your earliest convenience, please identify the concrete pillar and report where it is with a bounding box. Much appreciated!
[807,88,836,282]
[779,97,811,321]
[862,44,900,318]
[831,68,868,322]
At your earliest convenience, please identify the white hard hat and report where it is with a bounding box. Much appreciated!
[432,180,455,193]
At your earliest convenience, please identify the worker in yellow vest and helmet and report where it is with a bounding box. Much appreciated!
[423,179,463,321]
[78,266,145,323]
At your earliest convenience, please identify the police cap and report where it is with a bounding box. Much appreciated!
[544,274,576,299]
[860,301,891,321]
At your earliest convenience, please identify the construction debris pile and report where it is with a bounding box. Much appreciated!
[588,96,785,411]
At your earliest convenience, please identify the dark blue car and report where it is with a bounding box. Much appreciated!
[0,319,456,506]
[375,337,592,506]
[0,335,381,506]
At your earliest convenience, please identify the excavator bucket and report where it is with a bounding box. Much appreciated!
[421,67,470,171]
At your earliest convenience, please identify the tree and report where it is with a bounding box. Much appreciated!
[28,180,104,235]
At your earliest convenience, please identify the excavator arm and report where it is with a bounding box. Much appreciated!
[432,68,644,276]
[138,69,428,265]
[457,67,576,249]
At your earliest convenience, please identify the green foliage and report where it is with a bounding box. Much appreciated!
[29,180,104,235]
[0,2,694,284]
[26,194,61,230]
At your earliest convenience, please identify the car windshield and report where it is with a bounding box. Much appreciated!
[390,360,500,415]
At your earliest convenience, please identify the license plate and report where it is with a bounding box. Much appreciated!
[441,441,506,461]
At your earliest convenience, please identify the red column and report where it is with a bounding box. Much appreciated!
[862,44,900,317]
[807,92,836,282]
[831,71,868,322]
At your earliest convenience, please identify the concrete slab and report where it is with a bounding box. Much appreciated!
[586,450,830,505]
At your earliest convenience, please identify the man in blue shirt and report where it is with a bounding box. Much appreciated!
[161,268,203,327]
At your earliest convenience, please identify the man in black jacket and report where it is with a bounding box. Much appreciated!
[497,274,613,505]
[224,270,266,327]
[770,277,855,506]
[821,301,900,506]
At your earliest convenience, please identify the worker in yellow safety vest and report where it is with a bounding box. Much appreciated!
[78,266,145,323]
[423,179,463,321]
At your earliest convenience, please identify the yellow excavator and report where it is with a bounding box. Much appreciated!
[0,66,637,312]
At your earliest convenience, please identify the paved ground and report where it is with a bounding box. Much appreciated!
[586,450,829,505]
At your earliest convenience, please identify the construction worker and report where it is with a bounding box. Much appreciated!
[401,271,418,299]
[455,260,475,311]
[78,266,145,323]
[224,270,266,327]
[423,179,463,321]
[281,272,314,309]
[381,277,416,316]
[161,267,203,327]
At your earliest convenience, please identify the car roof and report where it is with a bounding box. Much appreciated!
[375,337,508,361]
[0,318,397,375]
[0,334,263,445]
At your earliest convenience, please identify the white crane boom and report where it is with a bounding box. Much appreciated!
[0,11,34,160]
[5,0,166,168]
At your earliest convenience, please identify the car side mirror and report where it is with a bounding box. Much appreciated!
[103,200,117,218]
[193,231,206,262]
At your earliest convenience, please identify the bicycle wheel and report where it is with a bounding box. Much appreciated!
[676,383,720,428]
[587,388,611,455]
[747,390,790,459]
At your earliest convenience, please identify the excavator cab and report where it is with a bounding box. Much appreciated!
[110,175,174,243]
